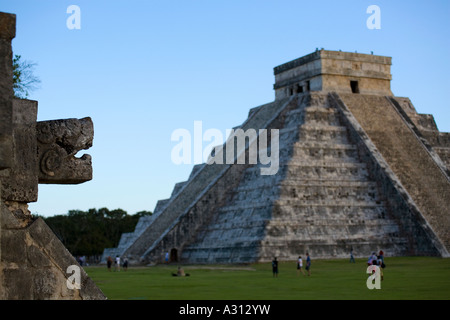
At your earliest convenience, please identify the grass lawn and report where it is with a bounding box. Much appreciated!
[84,256,450,300]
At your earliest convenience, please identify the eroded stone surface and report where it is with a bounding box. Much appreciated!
[37,117,93,184]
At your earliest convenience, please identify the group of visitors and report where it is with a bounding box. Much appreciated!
[270,249,387,279]
[105,249,387,278]
[367,250,385,281]
[296,253,311,277]
[106,255,128,272]
[350,247,386,267]
[272,252,311,277]
[367,250,385,267]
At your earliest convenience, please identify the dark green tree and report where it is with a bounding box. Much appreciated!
[43,208,152,256]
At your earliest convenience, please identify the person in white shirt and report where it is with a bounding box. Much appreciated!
[115,255,121,272]
[297,256,305,276]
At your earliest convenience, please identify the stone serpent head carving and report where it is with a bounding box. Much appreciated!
[37,117,93,184]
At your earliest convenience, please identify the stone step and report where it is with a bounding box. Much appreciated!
[235,179,376,192]
[278,185,379,202]
[299,125,350,143]
[216,198,384,215]
[232,183,379,203]
[280,151,361,164]
[283,108,342,129]
[293,141,357,151]
[183,229,409,257]
[283,108,305,128]
[280,179,376,187]
[153,199,170,215]
[278,126,351,146]
[285,106,339,124]
[274,198,383,208]
[274,204,386,218]
[116,232,135,249]
[131,215,158,234]
[284,160,367,168]
[283,164,369,180]
[266,217,398,227]
[171,181,188,197]
[278,144,360,163]
[181,246,260,264]
[199,218,266,230]
[238,163,370,181]
[304,106,340,126]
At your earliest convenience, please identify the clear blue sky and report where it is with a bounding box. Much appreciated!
[1,1,449,217]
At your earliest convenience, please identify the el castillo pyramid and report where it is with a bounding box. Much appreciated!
[102,49,450,265]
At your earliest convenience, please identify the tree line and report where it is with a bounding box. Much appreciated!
[41,208,152,257]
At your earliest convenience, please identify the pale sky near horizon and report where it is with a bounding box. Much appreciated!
[1,0,449,217]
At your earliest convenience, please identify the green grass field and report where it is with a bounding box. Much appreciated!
[84,256,450,300]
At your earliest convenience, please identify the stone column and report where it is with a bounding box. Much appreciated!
[0,12,15,169]
[0,11,105,299]
[0,12,16,299]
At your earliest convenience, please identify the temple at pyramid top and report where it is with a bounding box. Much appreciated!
[273,49,393,99]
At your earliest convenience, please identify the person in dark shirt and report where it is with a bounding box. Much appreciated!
[305,252,311,276]
[272,257,278,278]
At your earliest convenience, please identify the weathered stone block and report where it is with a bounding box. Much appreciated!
[0,12,15,170]
[1,229,27,263]
[32,268,58,299]
[2,268,33,299]
[1,99,38,202]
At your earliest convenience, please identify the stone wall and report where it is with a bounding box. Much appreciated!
[0,11,105,300]
[0,12,14,171]
[0,11,16,299]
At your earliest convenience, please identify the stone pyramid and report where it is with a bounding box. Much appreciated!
[102,50,450,264]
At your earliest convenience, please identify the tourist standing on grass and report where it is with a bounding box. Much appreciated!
[367,252,377,266]
[272,257,278,278]
[297,256,305,276]
[107,256,113,272]
[305,252,311,276]
[123,257,128,271]
[165,252,169,264]
[115,255,121,272]
[379,250,384,264]
[350,247,355,263]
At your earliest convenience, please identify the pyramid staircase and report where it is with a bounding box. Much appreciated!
[181,92,410,263]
